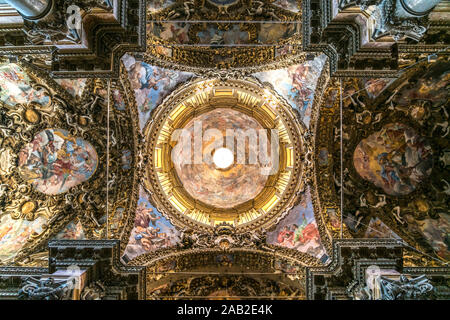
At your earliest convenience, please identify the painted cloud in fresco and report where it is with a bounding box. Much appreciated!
[364,217,400,239]
[54,78,87,99]
[197,24,250,45]
[417,213,450,261]
[122,186,181,263]
[273,0,300,12]
[0,63,50,107]
[55,220,85,240]
[122,54,194,130]
[253,54,327,127]
[266,187,328,262]
[173,109,270,209]
[0,215,47,263]
[18,129,98,195]
[148,0,175,12]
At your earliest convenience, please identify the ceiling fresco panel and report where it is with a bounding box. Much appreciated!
[364,217,401,239]
[55,219,86,240]
[146,273,305,300]
[336,59,450,265]
[54,79,88,100]
[353,123,433,196]
[144,0,303,70]
[18,128,99,195]
[0,215,47,263]
[273,0,300,13]
[362,78,397,99]
[148,21,298,47]
[148,0,176,13]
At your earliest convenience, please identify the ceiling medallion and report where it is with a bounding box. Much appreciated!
[144,78,308,233]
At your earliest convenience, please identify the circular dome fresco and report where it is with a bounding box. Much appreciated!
[144,78,307,232]
[172,108,271,209]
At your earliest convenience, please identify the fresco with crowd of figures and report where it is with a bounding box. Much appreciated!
[253,54,327,127]
[337,59,450,263]
[353,123,433,196]
[122,54,194,130]
[0,63,49,107]
[122,187,181,263]
[18,129,98,195]
[267,188,328,262]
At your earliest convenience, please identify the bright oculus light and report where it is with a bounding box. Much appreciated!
[213,148,234,169]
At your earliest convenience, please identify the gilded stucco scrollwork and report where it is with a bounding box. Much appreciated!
[324,59,449,266]
[145,0,303,70]
[0,61,137,264]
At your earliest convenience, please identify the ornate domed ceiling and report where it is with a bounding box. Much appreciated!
[143,77,309,233]
[0,0,448,302]
[172,108,270,209]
